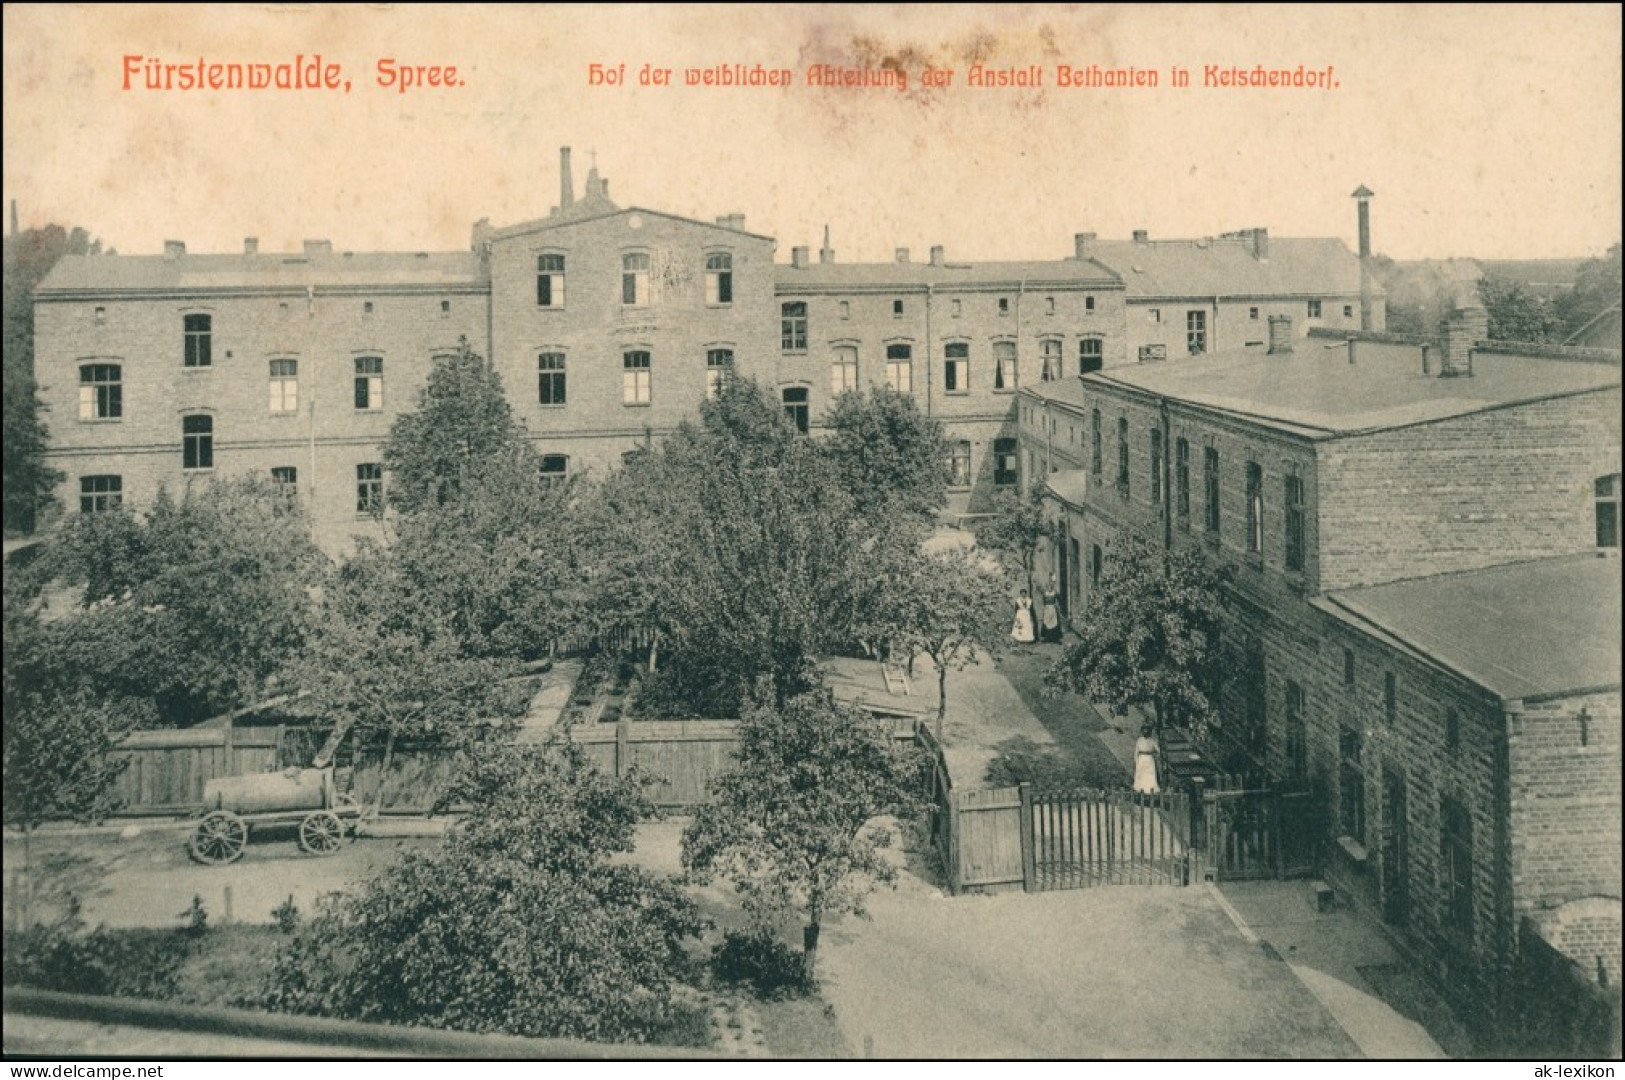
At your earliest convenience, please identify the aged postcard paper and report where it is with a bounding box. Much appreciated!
[3,2,1620,1066]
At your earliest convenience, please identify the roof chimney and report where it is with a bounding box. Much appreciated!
[1438,305,1486,377]
[930,245,945,267]
[1267,315,1294,354]
[1353,185,1374,331]
[303,239,332,257]
[163,239,185,260]
[1250,227,1269,260]
[243,237,259,255]
[730,213,745,231]
[560,147,574,209]
[819,224,834,264]
[895,247,910,263]
[1074,232,1096,260]
[791,246,809,270]
[1132,229,1149,244]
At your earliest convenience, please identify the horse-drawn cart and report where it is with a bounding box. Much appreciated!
[188,766,362,865]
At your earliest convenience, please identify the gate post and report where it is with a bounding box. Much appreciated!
[1018,783,1035,892]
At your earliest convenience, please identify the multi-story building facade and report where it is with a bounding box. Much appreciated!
[31,147,1378,543]
[1022,311,1621,1019]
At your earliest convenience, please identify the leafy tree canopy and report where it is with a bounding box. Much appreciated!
[823,386,948,525]
[682,688,926,975]
[1046,528,1232,737]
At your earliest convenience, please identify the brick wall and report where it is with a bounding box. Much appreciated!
[1529,897,1623,989]
[1124,295,1372,361]
[1318,388,1622,590]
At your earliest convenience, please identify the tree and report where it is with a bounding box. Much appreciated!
[858,547,1007,740]
[293,541,528,784]
[1046,528,1232,738]
[33,478,324,725]
[1479,277,1558,343]
[3,595,143,924]
[823,386,948,525]
[1554,242,1622,343]
[682,689,925,976]
[3,225,104,533]
[382,340,526,514]
[263,740,706,1044]
[973,486,1047,597]
[581,377,875,713]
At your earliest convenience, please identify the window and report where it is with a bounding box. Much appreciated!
[1343,304,1354,319]
[1440,797,1473,937]
[362,301,374,317]
[1246,462,1264,554]
[1204,447,1221,533]
[182,314,211,368]
[94,306,106,324]
[951,299,962,318]
[1040,339,1062,382]
[1339,724,1365,843]
[993,341,1017,391]
[705,348,733,400]
[78,363,122,420]
[622,253,650,306]
[538,352,567,406]
[780,302,807,351]
[182,414,213,470]
[268,359,298,414]
[354,357,383,411]
[1384,672,1397,725]
[1150,429,1164,504]
[1285,681,1307,783]
[831,346,858,396]
[1079,337,1103,375]
[1307,299,1323,319]
[705,253,733,305]
[885,344,912,392]
[944,342,969,393]
[1090,410,1102,476]
[1091,543,1104,586]
[356,463,384,515]
[1085,295,1096,313]
[441,299,451,317]
[1116,417,1130,495]
[782,387,809,434]
[537,253,565,307]
[1445,706,1461,752]
[79,475,122,514]
[1149,308,1162,324]
[1249,306,1259,320]
[1045,296,1056,316]
[892,299,904,317]
[1343,648,1356,687]
[1175,437,1191,526]
[998,297,1010,315]
[539,455,569,487]
[1285,474,1306,571]
[839,301,850,320]
[1187,310,1207,355]
[1596,474,1620,548]
[994,438,1018,487]
[622,350,651,405]
[946,440,972,488]
[271,466,298,502]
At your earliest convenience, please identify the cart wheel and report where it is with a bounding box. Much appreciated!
[299,810,345,855]
[189,811,248,865]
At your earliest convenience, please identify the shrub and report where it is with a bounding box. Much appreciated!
[271,895,301,935]
[710,929,814,999]
[3,916,189,999]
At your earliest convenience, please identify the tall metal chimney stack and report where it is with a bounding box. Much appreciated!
[1353,184,1374,332]
[560,147,575,209]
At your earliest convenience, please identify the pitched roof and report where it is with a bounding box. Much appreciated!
[1082,236,1363,299]
[36,250,483,295]
[1087,338,1621,437]
[1315,554,1622,701]
[774,259,1122,291]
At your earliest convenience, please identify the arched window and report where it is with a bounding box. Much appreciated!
[622,253,650,306]
[782,387,809,434]
[780,302,808,352]
[79,363,122,420]
[705,252,733,305]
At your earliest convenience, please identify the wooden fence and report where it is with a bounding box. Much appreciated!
[1194,779,1317,882]
[1029,787,1192,889]
[110,728,284,815]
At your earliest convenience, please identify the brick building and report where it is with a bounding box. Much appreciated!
[33,148,1375,542]
[1021,314,1622,1015]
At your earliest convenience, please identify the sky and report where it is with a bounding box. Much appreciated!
[3,4,1620,263]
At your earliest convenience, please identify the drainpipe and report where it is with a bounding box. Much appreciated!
[1161,399,1173,552]
[306,285,318,507]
